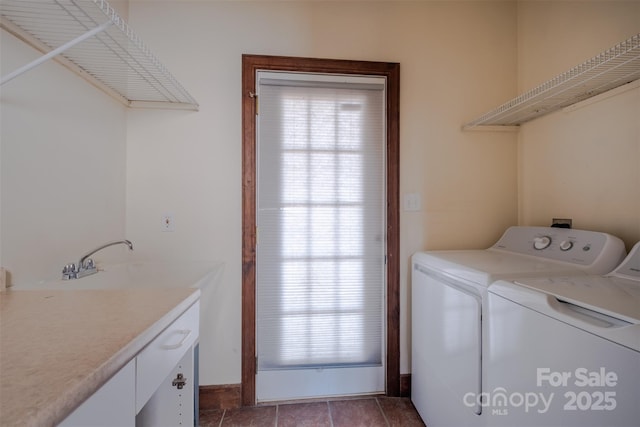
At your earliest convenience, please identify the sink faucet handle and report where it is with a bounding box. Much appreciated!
[84,258,95,269]
[62,263,77,280]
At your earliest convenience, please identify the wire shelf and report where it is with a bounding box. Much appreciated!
[463,33,640,129]
[1,0,199,109]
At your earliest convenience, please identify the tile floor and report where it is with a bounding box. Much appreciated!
[199,397,425,427]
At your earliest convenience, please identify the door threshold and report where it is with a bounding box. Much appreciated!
[256,392,386,407]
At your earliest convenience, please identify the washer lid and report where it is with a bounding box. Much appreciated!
[514,275,640,324]
[490,279,640,352]
[412,250,592,287]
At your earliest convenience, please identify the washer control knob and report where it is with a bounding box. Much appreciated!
[533,236,552,250]
[559,240,574,251]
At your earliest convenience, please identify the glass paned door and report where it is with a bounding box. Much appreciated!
[255,71,387,401]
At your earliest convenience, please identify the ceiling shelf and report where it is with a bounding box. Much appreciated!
[463,33,640,130]
[0,0,199,110]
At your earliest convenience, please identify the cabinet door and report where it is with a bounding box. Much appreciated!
[59,359,135,427]
[136,347,195,427]
[136,302,199,413]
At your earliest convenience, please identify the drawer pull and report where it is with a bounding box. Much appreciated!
[161,329,191,350]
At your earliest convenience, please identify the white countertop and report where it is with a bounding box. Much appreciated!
[0,287,200,427]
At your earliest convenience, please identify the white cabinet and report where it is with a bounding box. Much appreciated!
[58,301,200,427]
[60,359,136,427]
[136,302,199,426]
[136,302,199,413]
[136,349,195,426]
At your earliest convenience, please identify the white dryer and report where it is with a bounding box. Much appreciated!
[411,226,626,427]
[486,242,640,427]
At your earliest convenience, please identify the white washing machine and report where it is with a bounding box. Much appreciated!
[486,242,640,427]
[411,226,626,427]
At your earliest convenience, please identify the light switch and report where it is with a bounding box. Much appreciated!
[404,193,422,212]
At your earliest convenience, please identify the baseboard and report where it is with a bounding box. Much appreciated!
[199,384,242,410]
[200,377,409,410]
[400,374,411,397]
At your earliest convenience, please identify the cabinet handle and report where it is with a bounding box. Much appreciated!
[161,329,191,350]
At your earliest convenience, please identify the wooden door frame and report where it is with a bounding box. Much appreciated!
[242,54,400,406]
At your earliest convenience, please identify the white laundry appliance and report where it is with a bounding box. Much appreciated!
[411,226,626,427]
[485,241,640,427]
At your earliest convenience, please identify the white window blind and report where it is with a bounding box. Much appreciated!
[256,72,386,370]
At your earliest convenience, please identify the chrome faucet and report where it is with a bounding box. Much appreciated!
[62,240,133,280]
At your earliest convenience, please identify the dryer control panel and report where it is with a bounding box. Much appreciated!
[491,226,626,273]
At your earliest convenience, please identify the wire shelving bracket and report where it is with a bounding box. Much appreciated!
[0,0,199,110]
[463,33,640,130]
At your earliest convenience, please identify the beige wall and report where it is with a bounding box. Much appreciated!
[125,0,518,385]
[517,1,640,249]
[0,31,127,286]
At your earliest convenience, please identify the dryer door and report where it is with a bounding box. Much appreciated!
[412,264,483,427]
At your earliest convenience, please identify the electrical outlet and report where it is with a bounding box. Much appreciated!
[552,218,572,228]
[162,214,175,232]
